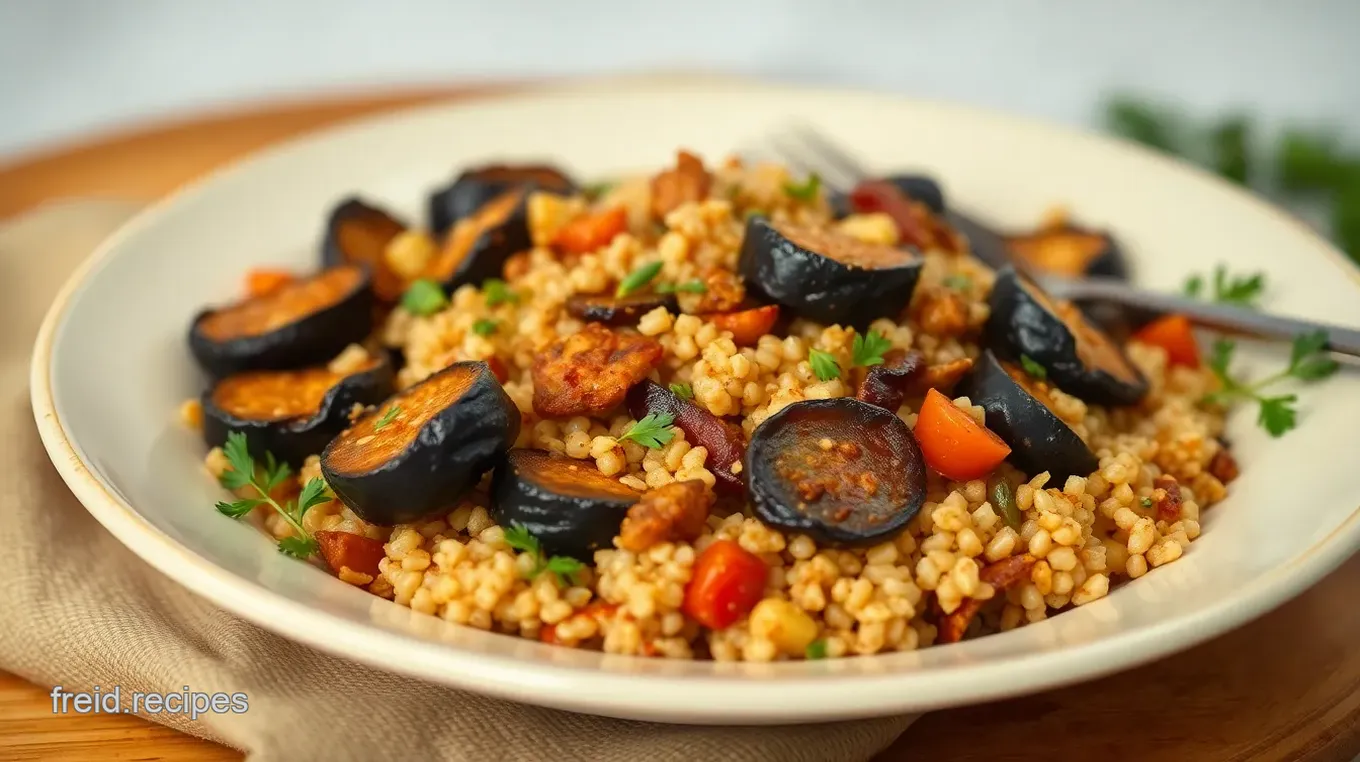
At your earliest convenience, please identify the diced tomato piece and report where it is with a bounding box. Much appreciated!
[552,206,628,255]
[914,388,1012,482]
[245,268,296,298]
[682,539,768,629]
[706,305,780,346]
[1132,314,1200,368]
[314,530,386,578]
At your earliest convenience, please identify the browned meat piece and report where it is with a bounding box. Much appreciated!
[617,480,715,552]
[937,554,1038,643]
[650,150,712,220]
[681,268,747,315]
[1208,448,1239,485]
[1153,474,1184,523]
[532,324,663,418]
[856,349,925,413]
[911,357,975,396]
[911,287,971,338]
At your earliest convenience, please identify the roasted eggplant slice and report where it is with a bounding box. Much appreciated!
[955,351,1098,481]
[428,163,575,237]
[189,264,374,377]
[426,188,533,293]
[321,361,520,525]
[321,198,408,303]
[738,216,923,327]
[565,292,679,326]
[491,449,641,561]
[984,266,1147,405]
[202,359,393,466]
[1003,222,1127,279]
[886,174,946,215]
[627,380,746,495]
[746,398,926,545]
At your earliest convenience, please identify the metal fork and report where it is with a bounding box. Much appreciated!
[764,126,1360,357]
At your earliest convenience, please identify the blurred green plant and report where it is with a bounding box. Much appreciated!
[1103,96,1360,265]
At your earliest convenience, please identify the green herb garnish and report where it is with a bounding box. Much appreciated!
[214,432,328,558]
[584,180,615,200]
[1141,497,1154,508]
[504,523,586,587]
[1184,265,1265,307]
[942,274,973,292]
[616,261,664,297]
[1202,331,1339,437]
[482,278,520,308]
[618,412,676,449]
[805,639,828,660]
[401,278,448,316]
[372,405,401,432]
[991,481,1021,531]
[808,348,841,381]
[851,331,893,368]
[471,318,498,337]
[656,279,707,294]
[668,382,694,400]
[1210,116,1251,186]
[1019,355,1047,381]
[783,173,822,201]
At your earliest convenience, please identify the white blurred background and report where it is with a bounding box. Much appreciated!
[1,0,1357,159]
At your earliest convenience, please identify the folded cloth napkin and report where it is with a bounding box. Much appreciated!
[0,201,915,762]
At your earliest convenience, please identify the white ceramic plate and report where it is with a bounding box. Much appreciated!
[32,80,1360,724]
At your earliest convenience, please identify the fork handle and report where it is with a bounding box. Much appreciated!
[1047,276,1360,358]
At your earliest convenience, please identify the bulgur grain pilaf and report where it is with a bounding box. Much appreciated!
[187,151,1264,662]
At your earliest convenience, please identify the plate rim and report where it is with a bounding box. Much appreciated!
[28,77,1360,724]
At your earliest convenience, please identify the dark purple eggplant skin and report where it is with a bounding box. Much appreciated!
[955,350,1098,481]
[565,292,680,326]
[321,361,520,526]
[983,266,1148,406]
[856,349,925,413]
[201,361,394,467]
[187,268,375,378]
[491,449,640,562]
[886,174,946,215]
[433,191,534,293]
[738,216,924,329]
[745,398,926,546]
[320,197,408,302]
[626,380,746,495]
[428,164,576,237]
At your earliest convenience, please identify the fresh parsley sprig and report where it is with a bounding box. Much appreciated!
[1183,264,1265,307]
[783,173,822,201]
[655,279,707,295]
[808,348,841,381]
[471,318,498,337]
[401,279,448,316]
[851,331,893,368]
[618,412,676,449]
[1019,354,1048,381]
[942,274,973,292]
[503,523,586,587]
[372,405,401,432]
[668,382,694,400]
[483,278,519,307]
[214,432,329,558]
[616,262,664,297]
[1202,330,1339,437]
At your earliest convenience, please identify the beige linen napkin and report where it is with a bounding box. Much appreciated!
[0,201,915,761]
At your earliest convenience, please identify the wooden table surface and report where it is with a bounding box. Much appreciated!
[2,85,1359,762]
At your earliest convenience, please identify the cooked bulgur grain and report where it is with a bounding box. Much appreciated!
[195,153,1242,662]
